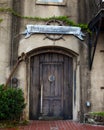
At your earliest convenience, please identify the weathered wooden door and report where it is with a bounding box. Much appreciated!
[30,52,73,120]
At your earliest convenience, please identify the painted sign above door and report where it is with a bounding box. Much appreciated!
[22,24,85,40]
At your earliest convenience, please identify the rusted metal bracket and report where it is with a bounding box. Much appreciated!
[4,52,27,89]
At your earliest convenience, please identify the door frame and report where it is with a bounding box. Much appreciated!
[28,46,78,120]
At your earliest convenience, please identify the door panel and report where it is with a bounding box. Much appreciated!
[40,63,63,117]
[30,52,73,120]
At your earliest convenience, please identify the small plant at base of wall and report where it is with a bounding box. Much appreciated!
[84,112,104,125]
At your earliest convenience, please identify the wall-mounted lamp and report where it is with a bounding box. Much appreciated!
[86,101,91,107]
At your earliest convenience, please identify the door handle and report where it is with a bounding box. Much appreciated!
[40,83,43,114]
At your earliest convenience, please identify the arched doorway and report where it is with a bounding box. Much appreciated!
[29,49,73,120]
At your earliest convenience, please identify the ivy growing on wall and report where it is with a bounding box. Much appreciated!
[0,19,3,23]
[0,7,89,31]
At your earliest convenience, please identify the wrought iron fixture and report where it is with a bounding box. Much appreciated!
[88,1,104,70]
[88,24,101,70]
[94,0,104,8]
[100,0,104,8]
[93,0,104,15]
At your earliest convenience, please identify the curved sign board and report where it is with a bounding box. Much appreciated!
[22,25,85,40]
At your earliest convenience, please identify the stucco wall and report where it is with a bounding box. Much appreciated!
[91,33,104,112]
[17,0,102,121]
[23,0,78,22]
[19,35,80,55]
[17,0,83,120]
[1,0,101,121]
[0,0,12,84]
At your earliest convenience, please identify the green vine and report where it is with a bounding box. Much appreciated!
[0,7,89,31]
[0,19,3,23]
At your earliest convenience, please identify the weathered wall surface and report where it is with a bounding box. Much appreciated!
[18,0,101,121]
[79,39,91,121]
[91,34,104,112]
[77,0,91,121]
[18,0,82,120]
[78,0,104,118]
[1,0,103,121]
[0,0,12,84]
[78,0,96,23]
[23,0,78,22]
[11,0,24,66]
